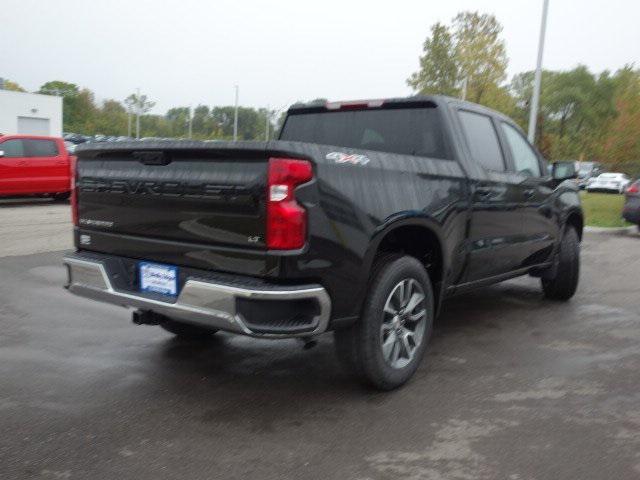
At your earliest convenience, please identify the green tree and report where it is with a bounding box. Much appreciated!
[125,92,155,138]
[599,67,640,175]
[38,80,79,97]
[166,107,191,137]
[125,92,155,115]
[2,79,26,92]
[94,100,127,136]
[192,105,214,138]
[509,67,617,158]
[407,22,458,96]
[210,106,273,140]
[408,12,508,106]
[38,81,89,131]
[453,12,508,104]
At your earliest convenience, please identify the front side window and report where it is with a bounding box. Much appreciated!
[500,123,542,177]
[458,110,505,172]
[0,139,25,158]
[24,139,59,157]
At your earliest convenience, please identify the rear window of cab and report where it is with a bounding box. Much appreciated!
[280,107,451,160]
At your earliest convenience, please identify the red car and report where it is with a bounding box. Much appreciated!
[0,135,72,199]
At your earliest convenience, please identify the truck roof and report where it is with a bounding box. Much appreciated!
[287,95,513,123]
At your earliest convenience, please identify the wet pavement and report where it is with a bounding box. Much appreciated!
[1,231,639,479]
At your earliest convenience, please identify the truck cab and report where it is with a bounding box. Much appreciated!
[0,135,72,198]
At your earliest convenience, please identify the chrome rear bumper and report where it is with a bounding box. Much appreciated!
[63,254,331,338]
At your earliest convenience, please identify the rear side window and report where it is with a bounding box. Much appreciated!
[500,122,541,177]
[24,139,59,157]
[0,139,25,157]
[458,110,505,172]
[280,107,450,159]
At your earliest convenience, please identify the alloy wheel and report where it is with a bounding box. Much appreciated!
[380,278,427,369]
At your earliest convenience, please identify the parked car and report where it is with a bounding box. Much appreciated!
[575,161,603,189]
[64,133,88,145]
[64,141,77,154]
[586,172,632,193]
[622,180,640,229]
[63,96,582,389]
[0,135,72,199]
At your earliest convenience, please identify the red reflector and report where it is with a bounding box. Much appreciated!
[266,158,313,250]
[70,155,79,226]
[627,183,639,194]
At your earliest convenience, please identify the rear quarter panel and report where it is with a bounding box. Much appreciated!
[274,141,470,322]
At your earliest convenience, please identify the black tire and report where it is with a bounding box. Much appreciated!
[334,255,434,390]
[53,192,70,201]
[160,319,218,339]
[541,227,580,301]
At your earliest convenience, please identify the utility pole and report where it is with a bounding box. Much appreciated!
[135,87,141,139]
[124,95,135,137]
[188,105,193,139]
[528,0,550,143]
[265,105,270,141]
[461,77,468,101]
[233,84,239,141]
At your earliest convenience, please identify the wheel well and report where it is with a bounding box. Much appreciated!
[566,212,584,241]
[375,225,443,304]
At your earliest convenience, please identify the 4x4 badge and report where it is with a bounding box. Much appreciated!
[326,152,370,166]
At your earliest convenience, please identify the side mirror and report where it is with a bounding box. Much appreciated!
[551,161,577,181]
[0,150,4,158]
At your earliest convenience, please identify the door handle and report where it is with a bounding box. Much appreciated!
[523,188,536,198]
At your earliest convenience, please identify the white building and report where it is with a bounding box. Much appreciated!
[0,89,63,137]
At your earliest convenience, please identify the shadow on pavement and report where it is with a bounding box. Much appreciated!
[141,279,551,402]
[0,197,67,207]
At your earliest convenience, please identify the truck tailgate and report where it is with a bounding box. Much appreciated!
[75,143,269,252]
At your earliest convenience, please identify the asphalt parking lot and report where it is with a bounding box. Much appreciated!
[1,202,639,480]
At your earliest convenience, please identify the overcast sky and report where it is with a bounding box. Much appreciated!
[2,0,638,114]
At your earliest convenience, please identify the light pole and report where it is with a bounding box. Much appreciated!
[265,105,270,141]
[528,0,550,143]
[233,85,239,141]
[124,95,135,137]
[135,87,141,139]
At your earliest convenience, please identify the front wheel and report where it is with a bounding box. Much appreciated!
[541,227,580,301]
[334,255,434,390]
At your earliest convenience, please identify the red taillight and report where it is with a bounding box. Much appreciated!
[70,155,78,226]
[627,182,639,194]
[266,158,313,250]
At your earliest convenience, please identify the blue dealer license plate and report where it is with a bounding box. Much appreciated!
[139,262,178,296]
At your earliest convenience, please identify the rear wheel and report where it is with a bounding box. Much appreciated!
[334,255,434,390]
[541,227,580,301]
[160,319,218,339]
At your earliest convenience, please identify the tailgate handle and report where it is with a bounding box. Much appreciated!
[133,151,171,166]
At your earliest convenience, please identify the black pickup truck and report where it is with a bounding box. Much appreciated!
[64,96,582,389]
